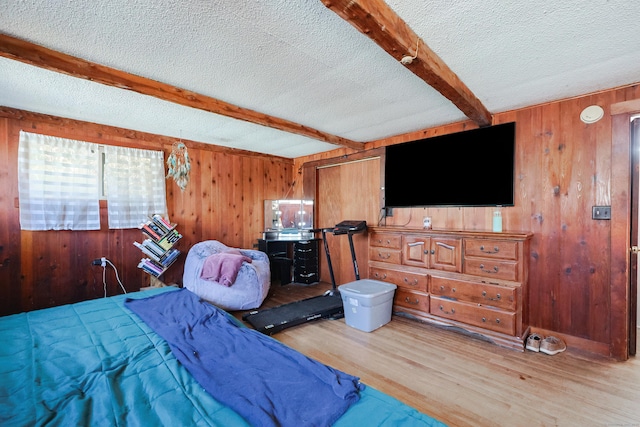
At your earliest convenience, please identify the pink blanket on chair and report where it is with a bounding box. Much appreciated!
[201,252,252,287]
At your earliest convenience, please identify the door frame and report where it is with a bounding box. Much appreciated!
[630,115,640,356]
[611,99,640,359]
[301,148,385,285]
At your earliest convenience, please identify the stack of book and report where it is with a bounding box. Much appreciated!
[139,214,174,240]
[137,258,165,277]
[134,215,182,277]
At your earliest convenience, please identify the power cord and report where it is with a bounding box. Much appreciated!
[93,257,127,297]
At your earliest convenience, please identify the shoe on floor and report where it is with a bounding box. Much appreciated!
[540,336,566,355]
[525,333,543,352]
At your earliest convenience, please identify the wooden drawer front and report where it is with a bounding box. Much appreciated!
[464,239,518,260]
[430,237,462,272]
[394,289,430,312]
[369,247,401,264]
[430,276,517,311]
[430,297,516,335]
[370,267,428,292]
[402,236,430,268]
[370,232,402,249]
[464,258,518,281]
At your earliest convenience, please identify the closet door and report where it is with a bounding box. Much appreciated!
[316,158,381,287]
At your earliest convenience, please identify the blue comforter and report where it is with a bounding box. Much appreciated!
[0,287,447,427]
[125,288,363,427]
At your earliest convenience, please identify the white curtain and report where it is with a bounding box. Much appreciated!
[18,131,101,230]
[104,145,167,229]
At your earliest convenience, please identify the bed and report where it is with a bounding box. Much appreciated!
[0,287,446,427]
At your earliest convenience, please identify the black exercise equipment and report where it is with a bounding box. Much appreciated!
[243,220,366,335]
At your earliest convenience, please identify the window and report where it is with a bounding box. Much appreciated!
[18,131,101,230]
[18,131,167,231]
[104,145,167,229]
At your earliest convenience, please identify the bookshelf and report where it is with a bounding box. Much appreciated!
[134,214,182,279]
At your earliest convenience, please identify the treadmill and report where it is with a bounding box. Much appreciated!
[243,220,366,335]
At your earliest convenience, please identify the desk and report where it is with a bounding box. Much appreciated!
[258,238,320,285]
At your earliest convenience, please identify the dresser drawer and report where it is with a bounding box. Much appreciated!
[369,247,402,264]
[370,266,428,292]
[430,297,516,335]
[464,239,518,260]
[464,258,519,281]
[370,232,402,249]
[394,289,430,312]
[430,275,518,311]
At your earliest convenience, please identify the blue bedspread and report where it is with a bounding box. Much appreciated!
[0,287,447,427]
[125,288,363,427]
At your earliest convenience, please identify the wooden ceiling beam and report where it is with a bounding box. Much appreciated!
[321,0,493,127]
[0,34,364,150]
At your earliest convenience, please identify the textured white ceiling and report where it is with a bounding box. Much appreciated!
[1,1,639,158]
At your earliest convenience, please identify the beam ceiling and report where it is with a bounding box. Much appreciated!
[321,0,493,127]
[0,33,364,151]
[0,0,494,152]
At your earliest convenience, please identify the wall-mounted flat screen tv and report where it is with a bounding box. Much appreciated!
[384,122,516,208]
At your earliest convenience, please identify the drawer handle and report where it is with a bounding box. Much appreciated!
[436,242,455,250]
[481,290,501,300]
[408,241,424,247]
[439,305,455,315]
[374,272,387,280]
[482,317,501,324]
[405,297,420,305]
[403,277,418,286]
[479,264,499,274]
[479,245,500,254]
[378,252,391,260]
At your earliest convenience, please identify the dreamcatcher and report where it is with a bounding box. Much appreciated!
[166,142,191,191]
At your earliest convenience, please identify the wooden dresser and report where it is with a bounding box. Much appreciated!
[368,226,532,351]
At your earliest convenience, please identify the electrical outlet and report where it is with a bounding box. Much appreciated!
[385,207,394,217]
[423,217,432,229]
[592,206,611,220]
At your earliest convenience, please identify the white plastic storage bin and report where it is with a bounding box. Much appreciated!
[338,279,397,332]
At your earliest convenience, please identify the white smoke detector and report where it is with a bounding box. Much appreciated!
[580,105,604,124]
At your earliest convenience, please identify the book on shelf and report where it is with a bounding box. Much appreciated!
[139,223,162,240]
[160,248,180,267]
[138,258,164,277]
[134,240,178,262]
[142,238,166,257]
[133,241,162,262]
[157,229,182,250]
[146,221,165,238]
[135,218,181,278]
[152,214,173,231]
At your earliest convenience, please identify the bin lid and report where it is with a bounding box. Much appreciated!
[338,279,396,297]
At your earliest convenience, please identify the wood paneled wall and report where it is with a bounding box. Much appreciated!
[0,109,294,316]
[3,82,640,359]
[295,84,640,359]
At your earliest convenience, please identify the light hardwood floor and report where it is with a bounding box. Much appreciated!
[237,282,640,427]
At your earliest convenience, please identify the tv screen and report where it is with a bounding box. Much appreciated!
[384,122,515,208]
